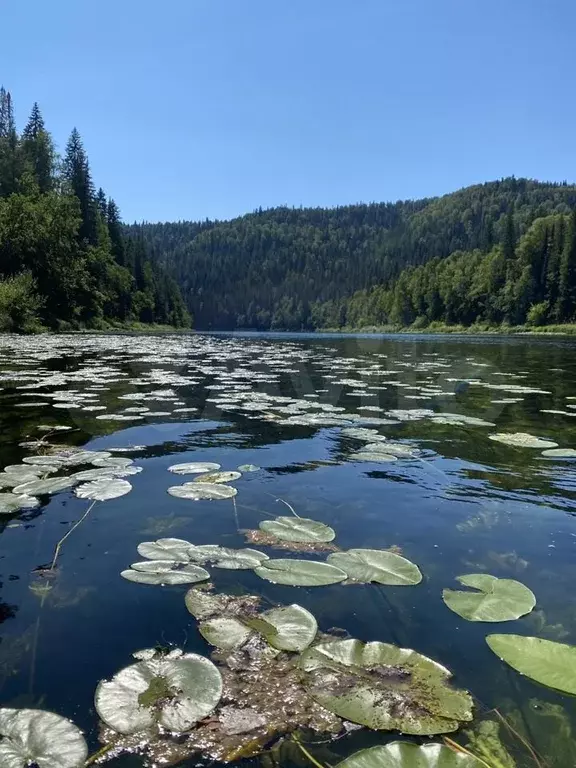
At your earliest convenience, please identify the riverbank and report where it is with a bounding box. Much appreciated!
[320,322,576,336]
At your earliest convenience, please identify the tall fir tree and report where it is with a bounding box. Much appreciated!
[21,102,54,193]
[0,87,19,197]
[96,187,108,219]
[557,210,576,321]
[62,128,98,245]
[107,198,126,266]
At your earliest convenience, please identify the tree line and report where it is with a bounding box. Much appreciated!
[0,87,189,332]
[133,178,576,331]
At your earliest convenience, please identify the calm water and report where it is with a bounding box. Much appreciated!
[1,331,576,767]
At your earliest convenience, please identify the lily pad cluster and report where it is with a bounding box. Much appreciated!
[167,461,241,500]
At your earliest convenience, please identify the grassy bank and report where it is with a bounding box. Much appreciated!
[320,322,576,336]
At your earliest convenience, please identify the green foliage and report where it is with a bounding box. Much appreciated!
[0,272,44,332]
[132,177,576,330]
[0,86,190,332]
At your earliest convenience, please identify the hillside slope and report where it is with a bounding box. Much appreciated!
[132,178,576,330]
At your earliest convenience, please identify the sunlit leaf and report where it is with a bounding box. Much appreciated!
[443,575,535,622]
[0,708,88,768]
[328,549,422,586]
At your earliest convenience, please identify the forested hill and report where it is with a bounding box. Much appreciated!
[0,87,189,332]
[131,178,576,330]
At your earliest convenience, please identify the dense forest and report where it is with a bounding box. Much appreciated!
[133,178,576,331]
[0,87,189,332]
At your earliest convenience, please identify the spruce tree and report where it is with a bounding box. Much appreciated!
[96,187,108,218]
[107,199,126,266]
[62,128,98,244]
[21,103,54,193]
[0,87,19,196]
[557,210,576,321]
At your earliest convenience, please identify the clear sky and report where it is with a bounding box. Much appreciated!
[2,0,575,222]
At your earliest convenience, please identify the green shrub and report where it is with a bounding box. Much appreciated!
[0,273,45,333]
[526,301,549,327]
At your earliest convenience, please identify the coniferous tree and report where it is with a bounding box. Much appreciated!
[107,199,126,266]
[21,103,54,193]
[62,128,98,245]
[96,187,108,218]
[557,210,576,321]
[0,87,19,197]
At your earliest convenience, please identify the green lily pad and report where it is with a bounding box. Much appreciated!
[328,549,422,586]
[488,432,558,448]
[0,708,88,768]
[541,448,576,458]
[336,742,482,768]
[349,452,399,463]
[238,464,260,472]
[254,559,347,586]
[167,483,237,500]
[300,638,474,734]
[486,635,576,694]
[13,477,76,496]
[256,604,318,651]
[194,471,242,484]
[443,575,536,622]
[210,547,269,570]
[199,617,253,650]
[259,516,335,543]
[121,561,209,586]
[0,472,41,490]
[95,650,223,734]
[168,462,221,475]
[137,538,194,562]
[75,478,132,501]
[0,493,40,515]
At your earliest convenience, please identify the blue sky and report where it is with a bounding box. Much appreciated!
[3,0,575,222]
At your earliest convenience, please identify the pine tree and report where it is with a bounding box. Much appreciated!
[62,128,98,244]
[107,198,126,266]
[96,187,108,218]
[0,87,19,196]
[502,205,516,263]
[21,102,54,193]
[557,210,576,321]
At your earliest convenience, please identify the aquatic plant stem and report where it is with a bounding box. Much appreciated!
[84,740,118,766]
[493,707,546,768]
[442,737,493,768]
[233,495,240,531]
[276,497,301,518]
[292,734,327,768]
[50,500,98,570]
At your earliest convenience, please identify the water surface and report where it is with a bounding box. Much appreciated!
[1,332,576,766]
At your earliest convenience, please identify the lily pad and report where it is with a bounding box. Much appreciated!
[121,561,209,586]
[13,477,76,496]
[0,493,40,515]
[92,456,134,468]
[300,638,474,734]
[168,462,221,475]
[199,617,253,650]
[349,452,398,463]
[256,604,318,651]
[168,483,237,500]
[541,448,576,458]
[185,588,261,620]
[336,742,482,768]
[0,708,88,768]
[137,538,194,562]
[0,471,41,489]
[210,547,270,570]
[254,559,347,586]
[238,464,260,472]
[443,575,536,622]
[194,471,242,484]
[75,478,132,501]
[486,635,576,694]
[259,516,336,543]
[328,549,422,586]
[95,650,223,734]
[488,432,558,449]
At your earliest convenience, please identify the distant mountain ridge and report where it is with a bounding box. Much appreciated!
[130,178,576,330]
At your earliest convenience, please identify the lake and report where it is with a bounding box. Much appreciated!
[1,331,576,767]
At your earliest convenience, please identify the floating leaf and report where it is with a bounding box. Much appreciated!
[254,559,347,586]
[168,462,221,475]
[13,477,76,496]
[121,561,209,586]
[328,549,422,586]
[194,471,242,484]
[443,574,535,622]
[0,493,40,515]
[0,471,41,489]
[168,483,237,500]
[488,432,558,449]
[257,604,318,652]
[363,442,419,457]
[75,478,132,501]
[336,742,482,768]
[210,547,269,570]
[238,464,260,472]
[486,635,576,694]
[92,456,134,468]
[260,516,335,543]
[541,448,576,458]
[199,617,253,650]
[185,588,260,620]
[72,466,142,482]
[350,452,398,463]
[95,651,223,734]
[300,638,474,734]
[0,708,88,768]
[137,538,194,562]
